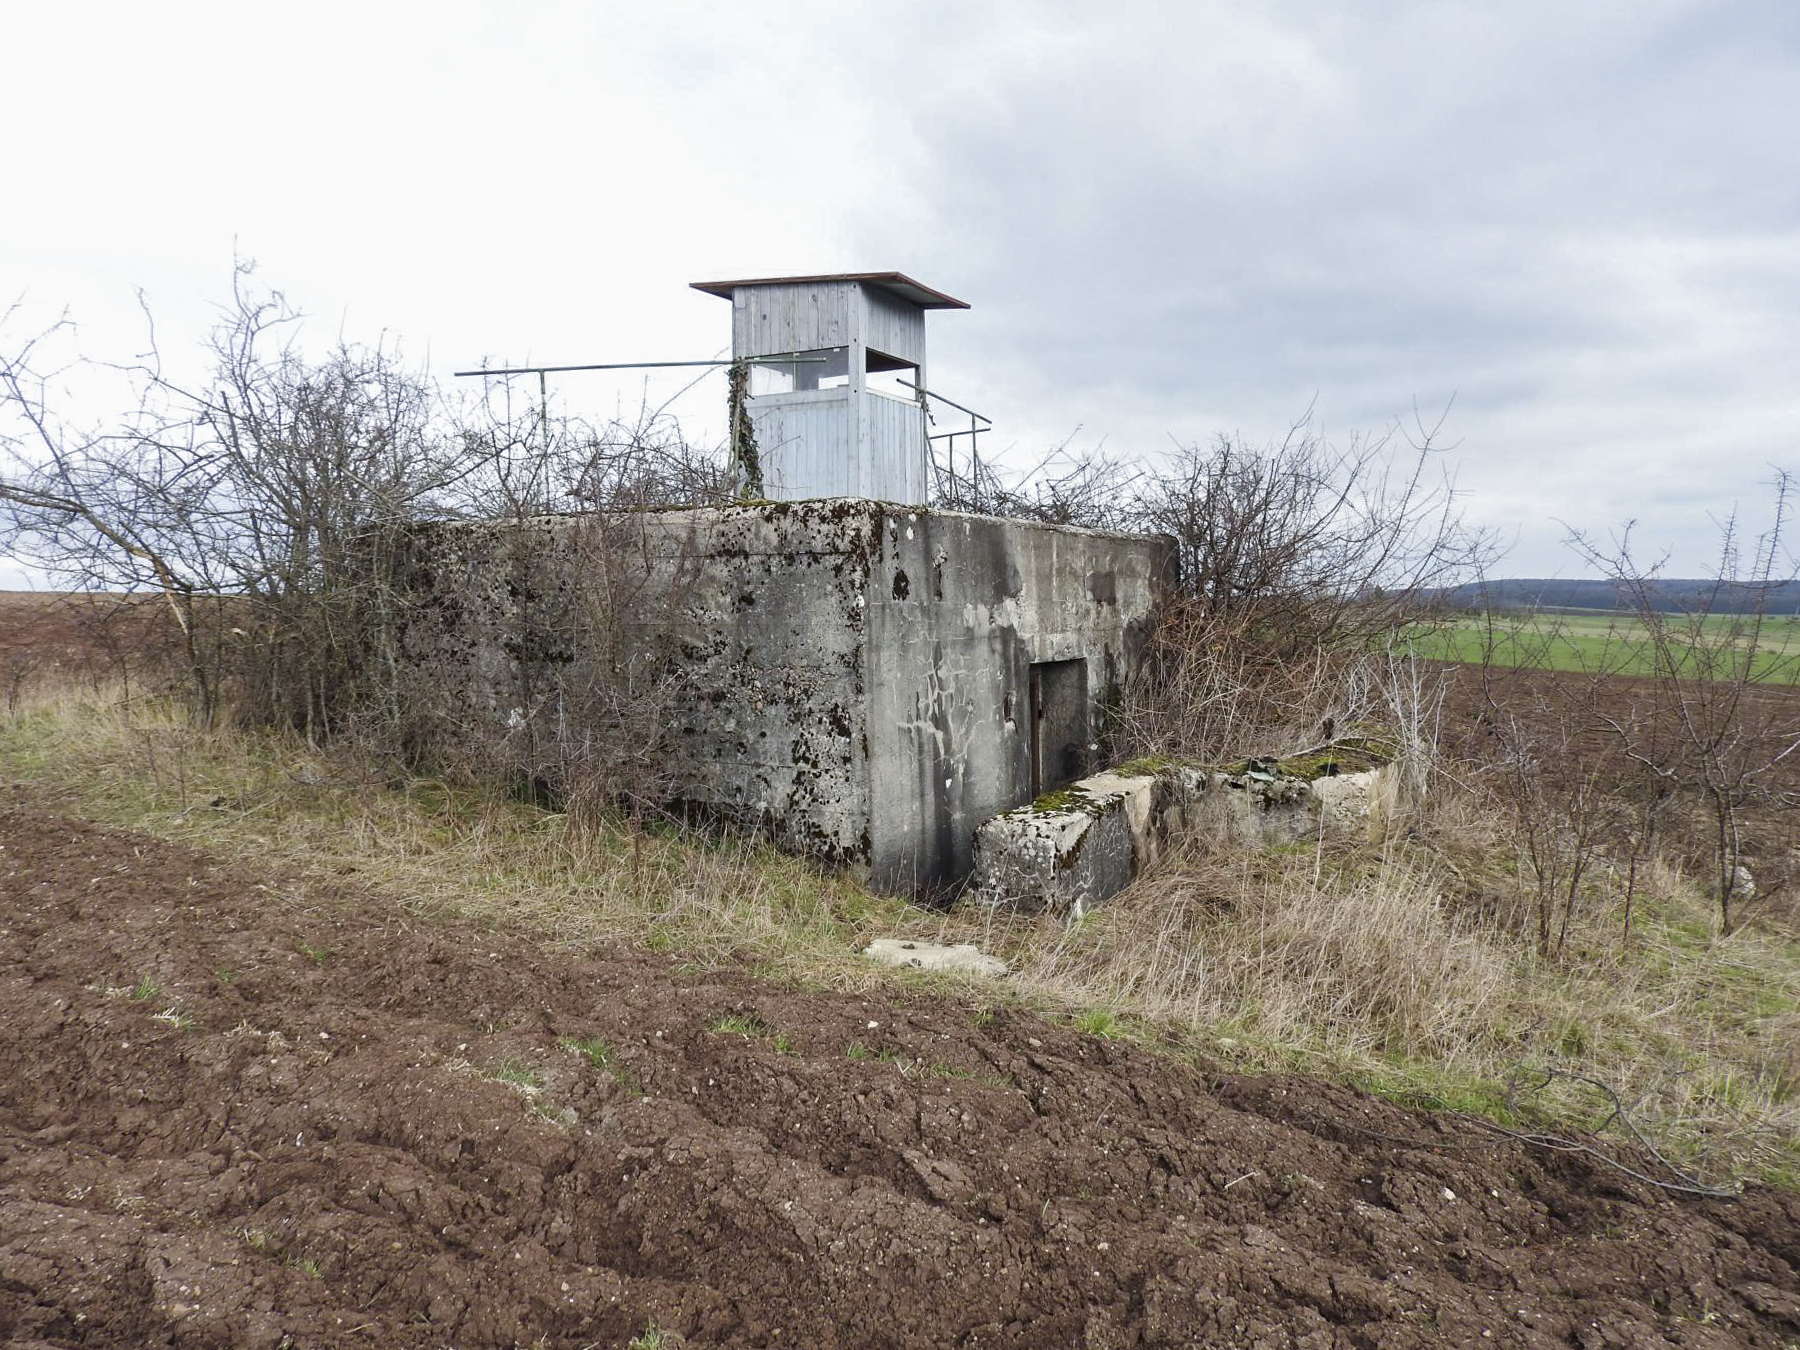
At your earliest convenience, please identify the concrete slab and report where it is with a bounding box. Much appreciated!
[966,755,1399,915]
[861,938,1009,978]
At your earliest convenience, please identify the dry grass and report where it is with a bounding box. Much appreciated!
[942,832,1800,1183]
[0,677,908,973]
[1006,852,1510,1060]
[3,676,1797,1183]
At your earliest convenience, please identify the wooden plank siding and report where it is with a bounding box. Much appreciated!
[732,282,854,359]
[749,396,853,499]
[860,287,925,367]
[749,392,924,501]
[866,393,928,502]
[727,278,932,503]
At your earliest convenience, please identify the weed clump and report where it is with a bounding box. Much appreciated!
[711,1013,795,1053]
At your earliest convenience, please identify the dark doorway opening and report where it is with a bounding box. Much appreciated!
[1029,659,1089,798]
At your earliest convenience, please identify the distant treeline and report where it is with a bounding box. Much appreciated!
[1431,578,1800,615]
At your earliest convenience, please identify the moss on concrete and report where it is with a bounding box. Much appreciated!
[1030,786,1099,815]
[1221,737,1397,782]
[1110,754,1180,778]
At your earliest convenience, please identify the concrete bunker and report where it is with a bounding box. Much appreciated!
[399,500,1175,896]
[412,272,1180,897]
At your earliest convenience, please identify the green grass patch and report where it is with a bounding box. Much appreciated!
[482,1058,543,1091]
[1075,1007,1122,1039]
[1352,1065,1523,1124]
[711,1012,795,1053]
[711,1013,768,1037]
[557,1035,642,1094]
[1409,608,1800,684]
[558,1034,618,1070]
[846,1039,994,1084]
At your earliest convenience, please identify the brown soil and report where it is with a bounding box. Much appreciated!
[1436,662,1800,913]
[1437,662,1800,792]
[0,592,181,700]
[3,796,1799,1348]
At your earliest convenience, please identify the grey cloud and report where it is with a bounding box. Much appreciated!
[8,0,1796,578]
[803,0,1800,570]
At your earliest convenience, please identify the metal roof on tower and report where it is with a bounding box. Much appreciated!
[690,272,970,310]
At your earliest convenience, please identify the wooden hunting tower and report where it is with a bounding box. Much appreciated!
[691,272,968,504]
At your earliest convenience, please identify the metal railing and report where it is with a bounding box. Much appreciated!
[899,379,993,512]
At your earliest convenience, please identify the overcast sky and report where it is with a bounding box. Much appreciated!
[5,0,1798,585]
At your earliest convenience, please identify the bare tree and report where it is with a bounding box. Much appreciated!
[1,267,481,740]
[1569,479,1800,931]
[1134,407,1485,651]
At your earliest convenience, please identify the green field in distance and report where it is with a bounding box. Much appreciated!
[1408,608,1800,684]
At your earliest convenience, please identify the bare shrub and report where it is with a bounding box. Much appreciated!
[1449,479,1800,945]
[456,369,733,517]
[1121,597,1383,764]
[529,511,704,826]
[0,270,479,740]
[1133,410,1482,650]
[1449,615,1639,955]
[418,385,729,821]
[937,408,1487,652]
[572,412,733,511]
[1569,484,1800,932]
[2,272,734,771]
[931,431,1141,530]
[1113,410,1486,775]
[389,504,708,837]
[1489,711,1628,959]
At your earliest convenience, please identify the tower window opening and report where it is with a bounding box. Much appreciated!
[749,347,850,396]
[865,348,919,402]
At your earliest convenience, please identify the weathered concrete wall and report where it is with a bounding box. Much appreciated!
[398,501,1173,895]
[861,509,1171,892]
[399,504,878,866]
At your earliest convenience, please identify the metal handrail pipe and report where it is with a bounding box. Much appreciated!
[896,379,991,425]
[453,356,826,378]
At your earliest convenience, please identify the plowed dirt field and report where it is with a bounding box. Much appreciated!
[3,793,1799,1348]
